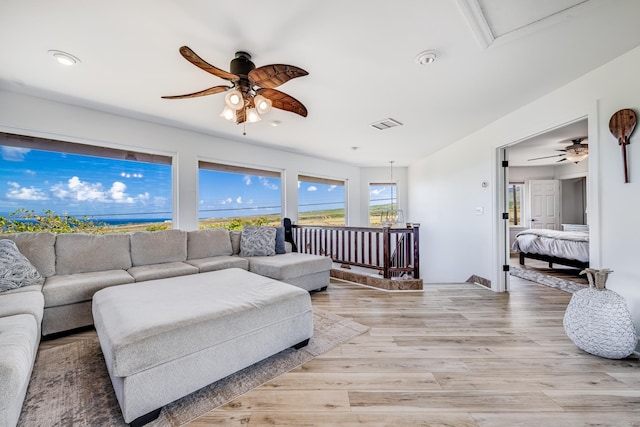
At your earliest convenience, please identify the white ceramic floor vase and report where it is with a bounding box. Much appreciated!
[563,268,638,359]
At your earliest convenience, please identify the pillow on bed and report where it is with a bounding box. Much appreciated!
[0,239,45,292]
[240,226,277,257]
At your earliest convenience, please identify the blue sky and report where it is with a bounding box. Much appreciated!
[0,146,359,221]
[0,146,171,219]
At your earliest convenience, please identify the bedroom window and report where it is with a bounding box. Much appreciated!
[0,132,173,232]
[369,182,397,226]
[198,161,282,228]
[297,175,346,226]
[508,183,524,226]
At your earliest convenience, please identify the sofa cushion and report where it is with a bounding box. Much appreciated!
[127,261,198,282]
[230,230,242,255]
[0,240,45,292]
[240,226,276,257]
[130,230,187,266]
[187,229,233,260]
[186,255,249,273]
[0,314,39,426]
[247,252,333,280]
[0,290,44,326]
[0,232,56,277]
[43,270,135,307]
[55,233,132,275]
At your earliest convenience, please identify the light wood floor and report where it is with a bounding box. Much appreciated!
[187,277,640,427]
[40,277,640,426]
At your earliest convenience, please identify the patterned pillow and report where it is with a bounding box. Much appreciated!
[240,226,276,257]
[0,239,45,292]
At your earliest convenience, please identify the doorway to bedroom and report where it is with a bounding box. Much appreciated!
[501,118,590,292]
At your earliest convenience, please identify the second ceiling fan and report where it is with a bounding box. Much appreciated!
[163,46,308,124]
[528,137,589,164]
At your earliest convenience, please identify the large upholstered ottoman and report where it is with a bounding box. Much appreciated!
[92,268,313,426]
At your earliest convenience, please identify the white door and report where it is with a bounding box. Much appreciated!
[528,179,560,229]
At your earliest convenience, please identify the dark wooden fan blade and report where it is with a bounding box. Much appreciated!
[179,46,239,81]
[249,65,308,89]
[162,85,232,99]
[257,88,308,117]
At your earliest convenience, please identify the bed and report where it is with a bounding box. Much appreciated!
[512,228,589,269]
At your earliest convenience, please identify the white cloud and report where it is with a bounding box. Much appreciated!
[109,181,128,201]
[6,181,48,200]
[2,147,30,162]
[328,185,337,191]
[153,196,168,206]
[25,170,36,176]
[259,177,278,190]
[243,175,252,185]
[371,187,386,196]
[307,186,318,192]
[236,196,243,204]
[51,176,143,204]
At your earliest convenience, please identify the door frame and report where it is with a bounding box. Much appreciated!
[493,111,601,293]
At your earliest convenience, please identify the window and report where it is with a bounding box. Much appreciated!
[508,183,524,226]
[297,175,345,225]
[0,133,172,231]
[198,162,282,228]
[369,182,398,226]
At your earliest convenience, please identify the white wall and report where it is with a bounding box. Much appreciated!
[509,165,555,182]
[0,90,362,229]
[409,45,640,342]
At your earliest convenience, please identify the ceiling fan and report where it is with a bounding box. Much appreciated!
[162,46,308,124]
[527,137,589,164]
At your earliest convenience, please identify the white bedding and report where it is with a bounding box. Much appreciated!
[512,229,589,263]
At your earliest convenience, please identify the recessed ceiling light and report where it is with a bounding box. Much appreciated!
[415,50,437,65]
[48,50,80,66]
[270,120,281,127]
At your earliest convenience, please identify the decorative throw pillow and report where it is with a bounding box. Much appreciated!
[240,226,276,257]
[0,239,45,292]
[274,226,286,254]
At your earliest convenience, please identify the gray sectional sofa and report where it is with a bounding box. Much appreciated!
[0,226,331,427]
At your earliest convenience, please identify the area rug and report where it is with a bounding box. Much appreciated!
[510,266,587,293]
[18,308,368,427]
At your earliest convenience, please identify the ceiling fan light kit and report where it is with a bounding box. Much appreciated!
[162,46,308,126]
[224,90,244,110]
[527,136,589,164]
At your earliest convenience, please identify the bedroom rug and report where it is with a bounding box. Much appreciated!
[18,308,368,427]
[510,265,587,293]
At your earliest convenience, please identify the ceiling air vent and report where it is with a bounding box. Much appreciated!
[370,118,403,130]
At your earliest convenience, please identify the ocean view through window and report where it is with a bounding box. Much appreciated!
[1,134,172,232]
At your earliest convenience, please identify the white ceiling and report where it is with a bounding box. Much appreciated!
[1,0,640,167]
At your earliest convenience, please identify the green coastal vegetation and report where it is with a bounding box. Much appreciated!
[0,204,395,234]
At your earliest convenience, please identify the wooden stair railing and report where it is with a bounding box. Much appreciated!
[291,224,420,279]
